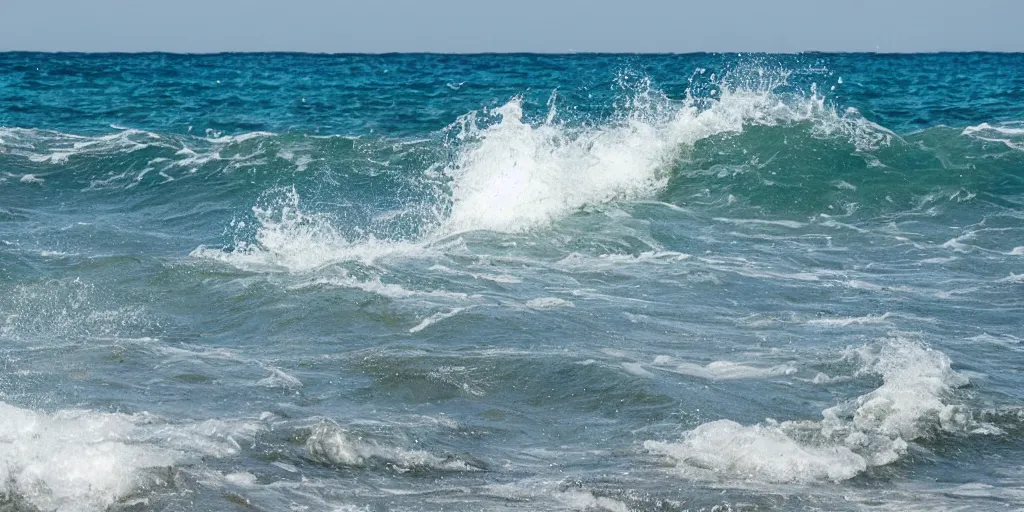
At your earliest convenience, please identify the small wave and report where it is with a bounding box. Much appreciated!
[409,307,469,333]
[598,251,691,264]
[963,122,1024,137]
[645,338,975,483]
[256,368,303,390]
[713,217,806,229]
[660,359,797,381]
[292,273,476,302]
[998,273,1024,284]
[0,402,262,512]
[190,187,424,271]
[305,421,480,472]
[806,312,892,327]
[525,297,575,309]
[962,122,1024,150]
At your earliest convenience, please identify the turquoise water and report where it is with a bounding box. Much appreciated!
[1,53,1022,511]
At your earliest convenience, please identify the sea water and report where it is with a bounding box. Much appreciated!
[0,53,1022,511]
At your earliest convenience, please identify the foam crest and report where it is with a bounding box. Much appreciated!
[191,187,421,271]
[645,339,973,483]
[806,313,892,327]
[0,126,299,189]
[667,360,797,381]
[305,422,478,472]
[963,122,1024,150]
[0,127,165,165]
[838,339,969,439]
[442,97,672,233]
[645,420,866,483]
[0,402,260,512]
[442,80,848,234]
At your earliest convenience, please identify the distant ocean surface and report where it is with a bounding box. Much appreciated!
[1,53,1022,511]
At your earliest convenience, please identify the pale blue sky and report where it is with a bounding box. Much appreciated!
[2,0,1022,53]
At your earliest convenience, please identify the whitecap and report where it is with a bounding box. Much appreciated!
[305,422,478,472]
[525,297,574,309]
[645,338,975,483]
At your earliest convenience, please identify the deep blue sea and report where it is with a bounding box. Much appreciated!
[0,53,1022,512]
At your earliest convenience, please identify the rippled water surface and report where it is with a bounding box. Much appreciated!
[1,53,1023,511]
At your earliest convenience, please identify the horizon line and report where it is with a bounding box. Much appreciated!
[1,50,1022,56]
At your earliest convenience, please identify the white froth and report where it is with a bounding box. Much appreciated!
[998,273,1024,283]
[645,420,866,483]
[0,403,175,512]
[843,338,970,439]
[409,307,468,333]
[525,297,575,309]
[0,402,261,512]
[306,422,476,472]
[556,490,630,512]
[646,339,972,483]
[713,217,806,229]
[190,187,423,271]
[806,312,891,327]
[666,360,797,381]
[256,368,303,390]
[962,122,1024,150]
[621,362,656,378]
[598,251,691,264]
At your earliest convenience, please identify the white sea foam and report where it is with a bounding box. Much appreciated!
[525,297,575,309]
[598,251,691,264]
[409,307,468,333]
[963,122,1024,136]
[0,402,261,512]
[998,273,1024,283]
[645,338,974,483]
[256,368,303,390]
[190,187,424,271]
[556,490,630,512]
[305,422,477,472]
[664,360,797,381]
[621,362,656,378]
[645,420,866,483]
[962,122,1024,150]
[713,217,806,229]
[806,312,892,327]
[0,127,167,165]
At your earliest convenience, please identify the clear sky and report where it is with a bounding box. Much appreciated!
[2,0,1022,53]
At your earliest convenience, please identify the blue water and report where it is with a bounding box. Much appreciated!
[1,53,1022,512]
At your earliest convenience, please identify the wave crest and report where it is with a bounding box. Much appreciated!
[645,338,979,484]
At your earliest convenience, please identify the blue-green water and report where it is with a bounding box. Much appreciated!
[1,53,1022,512]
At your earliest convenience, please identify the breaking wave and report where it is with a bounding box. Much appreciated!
[644,338,990,484]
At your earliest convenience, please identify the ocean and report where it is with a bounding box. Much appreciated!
[0,53,1022,511]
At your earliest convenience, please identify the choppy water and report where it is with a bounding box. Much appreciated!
[1,53,1023,512]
